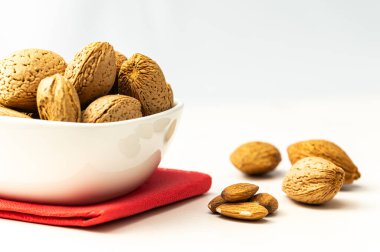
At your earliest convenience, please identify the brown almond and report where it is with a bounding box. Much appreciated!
[221,183,259,202]
[0,106,31,119]
[0,49,67,111]
[37,74,81,122]
[250,193,278,214]
[118,53,172,115]
[282,157,345,204]
[216,202,268,220]
[208,195,227,214]
[82,94,142,123]
[287,139,360,184]
[230,141,281,175]
[65,42,116,106]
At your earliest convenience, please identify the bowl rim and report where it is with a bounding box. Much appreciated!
[0,99,184,128]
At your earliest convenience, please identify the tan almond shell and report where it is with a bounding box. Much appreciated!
[115,51,128,74]
[0,49,67,111]
[230,141,282,175]
[287,139,360,184]
[65,42,116,106]
[221,183,259,202]
[250,193,278,214]
[0,105,31,119]
[118,53,172,115]
[216,202,268,220]
[82,94,142,123]
[109,51,128,94]
[282,157,345,204]
[166,83,174,107]
[208,195,227,214]
[37,74,81,122]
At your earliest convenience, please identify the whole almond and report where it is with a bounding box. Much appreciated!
[0,49,67,111]
[221,183,259,202]
[118,53,172,115]
[65,42,116,106]
[216,202,268,220]
[250,193,278,214]
[208,195,227,214]
[230,141,281,175]
[282,157,345,204]
[0,106,31,119]
[287,139,360,184]
[82,95,142,123]
[110,51,128,94]
[37,74,81,122]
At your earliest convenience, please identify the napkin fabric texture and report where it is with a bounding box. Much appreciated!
[0,168,211,227]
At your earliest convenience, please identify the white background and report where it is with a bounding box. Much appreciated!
[0,0,379,251]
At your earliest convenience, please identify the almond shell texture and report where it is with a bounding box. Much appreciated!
[118,53,172,115]
[82,94,142,123]
[230,141,281,175]
[0,105,31,119]
[110,51,128,94]
[287,139,360,184]
[0,48,67,111]
[37,74,81,122]
[65,42,116,106]
[282,157,345,204]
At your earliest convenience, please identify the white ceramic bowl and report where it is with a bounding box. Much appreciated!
[0,100,183,205]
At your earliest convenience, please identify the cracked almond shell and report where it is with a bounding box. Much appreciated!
[0,49,67,111]
[118,53,172,115]
[230,141,281,175]
[65,42,116,106]
[82,94,142,123]
[282,157,345,204]
[287,139,360,184]
[37,74,81,122]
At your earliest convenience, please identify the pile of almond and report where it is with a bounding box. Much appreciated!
[228,139,360,205]
[0,42,174,123]
[208,183,278,221]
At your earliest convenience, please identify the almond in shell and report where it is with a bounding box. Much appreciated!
[82,94,142,123]
[118,53,172,115]
[287,139,360,184]
[37,74,81,122]
[65,42,116,106]
[0,49,67,111]
[110,51,128,94]
[230,141,281,175]
[0,105,31,119]
[282,157,345,204]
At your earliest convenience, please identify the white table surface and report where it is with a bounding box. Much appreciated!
[1,97,379,251]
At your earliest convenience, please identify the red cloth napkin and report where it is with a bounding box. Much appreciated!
[0,168,211,227]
